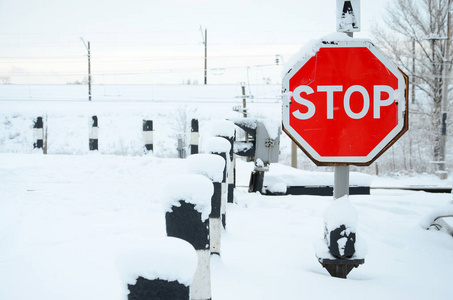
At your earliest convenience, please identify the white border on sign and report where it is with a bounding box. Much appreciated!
[282,39,406,165]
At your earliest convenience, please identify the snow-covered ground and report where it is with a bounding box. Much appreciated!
[0,153,452,299]
[1,84,453,299]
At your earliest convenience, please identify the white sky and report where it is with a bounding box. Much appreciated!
[0,0,390,84]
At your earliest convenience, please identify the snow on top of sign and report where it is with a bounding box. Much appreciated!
[229,118,280,140]
[162,173,213,221]
[234,141,253,154]
[261,119,281,140]
[117,237,198,287]
[228,118,257,130]
[281,32,372,79]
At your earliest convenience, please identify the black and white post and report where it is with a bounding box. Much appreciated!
[190,119,199,155]
[164,174,213,300]
[218,134,235,204]
[203,120,235,227]
[212,147,228,229]
[187,153,226,261]
[128,276,190,300]
[142,120,154,153]
[125,237,197,300]
[33,116,44,150]
[202,136,231,255]
[210,152,226,254]
[89,115,98,151]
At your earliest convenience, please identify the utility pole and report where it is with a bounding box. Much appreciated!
[241,83,247,118]
[412,38,416,104]
[439,0,451,178]
[200,27,207,85]
[80,37,92,101]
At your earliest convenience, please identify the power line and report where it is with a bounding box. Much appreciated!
[0,63,280,77]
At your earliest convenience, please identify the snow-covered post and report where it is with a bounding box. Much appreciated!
[128,276,189,300]
[190,119,199,155]
[203,120,236,228]
[33,116,44,149]
[164,174,213,300]
[122,237,197,300]
[142,120,153,152]
[89,115,98,151]
[316,195,366,278]
[203,139,228,254]
[205,137,231,232]
[324,196,357,259]
[187,154,225,258]
[228,153,236,203]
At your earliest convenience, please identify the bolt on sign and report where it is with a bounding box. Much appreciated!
[282,38,409,166]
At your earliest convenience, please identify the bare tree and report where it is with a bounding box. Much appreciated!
[372,0,452,168]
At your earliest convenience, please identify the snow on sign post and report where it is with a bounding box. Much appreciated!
[282,37,408,167]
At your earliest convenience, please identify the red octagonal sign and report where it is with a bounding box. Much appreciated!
[282,39,408,166]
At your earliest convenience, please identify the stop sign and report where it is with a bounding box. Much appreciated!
[282,39,408,166]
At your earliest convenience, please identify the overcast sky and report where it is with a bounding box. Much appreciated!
[0,0,391,85]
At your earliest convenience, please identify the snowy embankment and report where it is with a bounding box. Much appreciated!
[1,153,453,299]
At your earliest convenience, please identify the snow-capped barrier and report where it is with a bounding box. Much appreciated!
[203,135,231,231]
[202,119,236,228]
[89,115,98,151]
[187,153,225,259]
[33,116,44,150]
[201,137,230,255]
[15,116,203,157]
[142,119,153,152]
[120,237,197,300]
[190,118,199,155]
[164,173,213,300]
[213,125,235,205]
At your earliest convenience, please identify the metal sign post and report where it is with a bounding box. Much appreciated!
[334,0,359,200]
[334,165,349,199]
